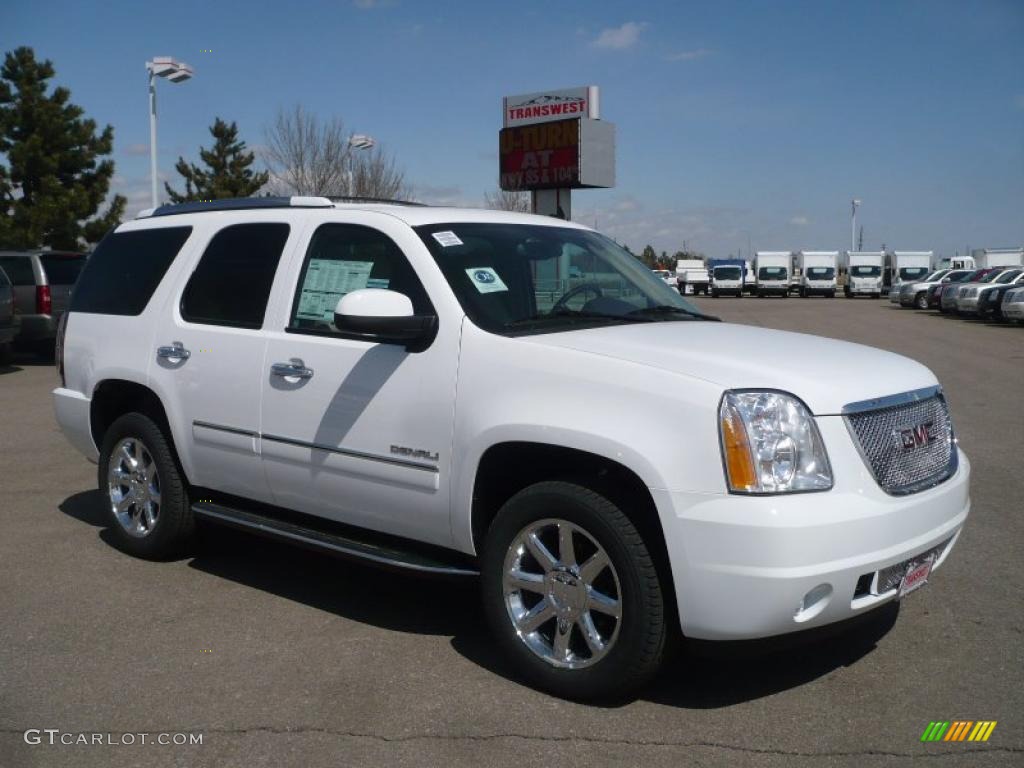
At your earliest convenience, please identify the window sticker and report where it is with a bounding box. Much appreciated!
[295,259,374,321]
[432,231,464,248]
[465,267,508,294]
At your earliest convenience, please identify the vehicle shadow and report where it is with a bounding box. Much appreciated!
[0,363,23,375]
[59,489,900,706]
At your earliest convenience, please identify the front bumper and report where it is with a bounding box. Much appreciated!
[654,416,970,640]
[1002,302,1024,320]
[803,283,835,296]
[958,296,980,314]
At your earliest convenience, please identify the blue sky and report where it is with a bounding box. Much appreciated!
[4,0,1022,257]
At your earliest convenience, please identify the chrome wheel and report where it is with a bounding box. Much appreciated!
[107,437,161,538]
[503,518,622,669]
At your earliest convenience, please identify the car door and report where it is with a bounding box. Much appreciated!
[148,218,297,503]
[258,216,460,548]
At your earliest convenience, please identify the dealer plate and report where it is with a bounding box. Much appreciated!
[898,556,934,598]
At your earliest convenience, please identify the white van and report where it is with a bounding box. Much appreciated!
[845,251,885,298]
[754,252,790,297]
[797,251,838,298]
[889,252,933,300]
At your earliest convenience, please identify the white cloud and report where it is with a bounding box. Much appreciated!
[592,22,647,51]
[665,48,713,62]
[790,216,809,226]
[123,143,149,157]
[352,0,393,9]
[410,183,478,208]
[1014,94,1024,110]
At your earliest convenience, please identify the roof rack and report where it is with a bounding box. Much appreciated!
[138,196,334,219]
[328,196,427,207]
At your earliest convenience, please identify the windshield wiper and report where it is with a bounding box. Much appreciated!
[504,310,651,328]
[626,305,718,321]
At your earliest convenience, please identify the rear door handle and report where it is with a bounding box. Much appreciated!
[271,360,314,379]
[157,342,190,361]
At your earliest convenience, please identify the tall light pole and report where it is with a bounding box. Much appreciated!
[345,134,376,195]
[146,57,194,208]
[851,198,861,252]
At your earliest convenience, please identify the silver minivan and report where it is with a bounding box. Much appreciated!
[0,251,87,358]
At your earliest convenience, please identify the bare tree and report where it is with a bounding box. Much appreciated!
[349,146,410,200]
[484,188,531,212]
[262,105,410,199]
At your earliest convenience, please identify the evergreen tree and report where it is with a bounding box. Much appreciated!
[165,118,268,202]
[640,244,657,268]
[0,47,125,250]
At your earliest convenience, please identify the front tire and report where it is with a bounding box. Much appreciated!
[481,481,667,702]
[97,412,194,559]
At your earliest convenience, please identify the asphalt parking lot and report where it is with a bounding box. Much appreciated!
[1,298,1021,768]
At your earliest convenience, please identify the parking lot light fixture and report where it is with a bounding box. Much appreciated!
[146,57,194,208]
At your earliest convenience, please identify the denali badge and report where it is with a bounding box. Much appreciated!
[895,422,936,452]
[390,445,439,462]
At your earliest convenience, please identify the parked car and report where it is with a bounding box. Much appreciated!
[961,270,1024,320]
[898,269,964,309]
[53,197,970,701]
[937,268,1000,313]
[946,268,1018,314]
[1001,286,1024,324]
[0,265,18,364]
[0,250,88,358]
[652,269,678,290]
[892,269,948,306]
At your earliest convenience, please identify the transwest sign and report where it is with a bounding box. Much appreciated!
[503,86,599,128]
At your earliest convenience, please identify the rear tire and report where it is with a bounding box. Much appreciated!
[481,481,667,702]
[97,412,194,559]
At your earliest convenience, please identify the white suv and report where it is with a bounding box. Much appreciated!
[53,197,970,701]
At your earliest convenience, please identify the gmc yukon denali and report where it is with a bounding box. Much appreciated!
[53,197,970,700]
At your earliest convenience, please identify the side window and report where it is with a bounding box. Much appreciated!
[70,227,192,316]
[288,224,431,335]
[0,257,36,286]
[181,223,290,329]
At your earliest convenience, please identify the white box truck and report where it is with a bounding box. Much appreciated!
[675,259,709,295]
[892,251,932,288]
[797,251,838,298]
[754,252,790,297]
[971,248,1023,269]
[845,251,884,298]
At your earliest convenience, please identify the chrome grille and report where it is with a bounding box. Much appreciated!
[844,388,957,495]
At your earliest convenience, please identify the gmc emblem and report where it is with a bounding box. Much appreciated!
[895,422,936,451]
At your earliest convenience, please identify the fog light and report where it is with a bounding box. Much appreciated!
[794,583,833,623]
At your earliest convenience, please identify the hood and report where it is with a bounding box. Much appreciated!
[528,322,936,415]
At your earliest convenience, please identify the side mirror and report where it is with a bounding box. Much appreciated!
[333,289,437,349]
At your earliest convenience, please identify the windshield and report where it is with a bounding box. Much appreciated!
[414,223,711,335]
[898,266,930,280]
[923,270,948,282]
[758,266,787,279]
[850,265,881,277]
[714,267,741,280]
[994,269,1022,284]
[978,271,1002,283]
[806,267,835,279]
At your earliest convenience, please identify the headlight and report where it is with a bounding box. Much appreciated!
[719,391,833,494]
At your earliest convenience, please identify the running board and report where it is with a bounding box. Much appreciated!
[191,501,478,577]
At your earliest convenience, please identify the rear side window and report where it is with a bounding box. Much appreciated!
[181,223,290,329]
[70,228,192,316]
[40,254,87,285]
[0,256,35,285]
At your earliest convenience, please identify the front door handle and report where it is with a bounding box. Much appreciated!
[271,360,314,379]
[157,341,191,361]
